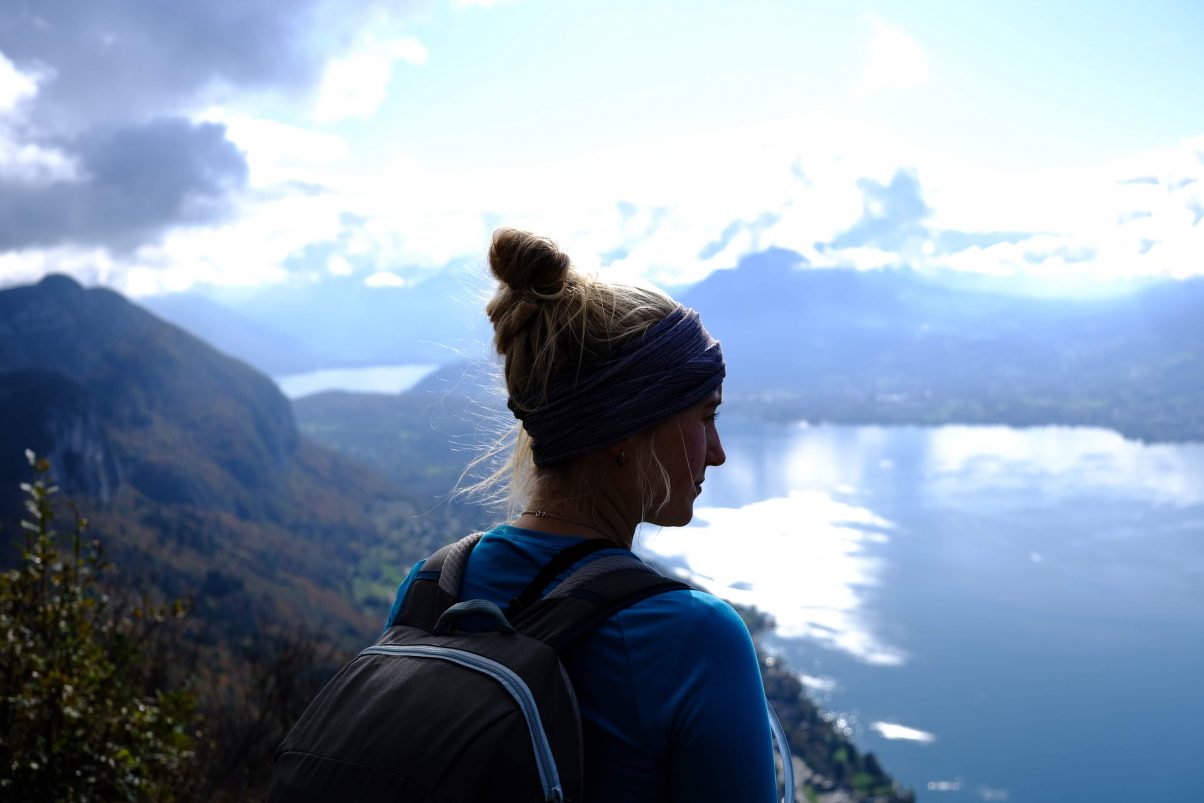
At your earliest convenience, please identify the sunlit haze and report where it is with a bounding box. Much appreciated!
[1,1,1202,296]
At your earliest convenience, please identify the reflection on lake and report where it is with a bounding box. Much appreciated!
[637,419,1204,803]
[274,364,439,398]
[644,490,902,666]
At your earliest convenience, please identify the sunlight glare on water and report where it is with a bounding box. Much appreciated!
[639,489,905,666]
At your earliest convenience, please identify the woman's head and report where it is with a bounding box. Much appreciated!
[483,228,725,536]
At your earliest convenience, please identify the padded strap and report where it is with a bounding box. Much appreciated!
[540,554,649,596]
[396,532,482,632]
[504,537,615,619]
[513,564,692,651]
[435,533,482,595]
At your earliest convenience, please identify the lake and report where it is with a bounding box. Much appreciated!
[274,364,440,398]
[636,418,1204,803]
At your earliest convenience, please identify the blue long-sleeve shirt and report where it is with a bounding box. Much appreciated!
[385,524,778,803]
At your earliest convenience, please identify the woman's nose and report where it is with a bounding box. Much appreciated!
[707,431,726,467]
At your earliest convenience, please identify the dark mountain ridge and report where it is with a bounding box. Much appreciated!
[0,274,441,645]
[0,275,294,503]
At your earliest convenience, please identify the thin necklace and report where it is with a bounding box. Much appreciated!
[520,509,607,537]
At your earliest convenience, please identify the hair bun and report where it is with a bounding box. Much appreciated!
[489,228,571,300]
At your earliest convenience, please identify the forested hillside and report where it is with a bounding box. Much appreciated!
[0,275,456,643]
[0,276,479,795]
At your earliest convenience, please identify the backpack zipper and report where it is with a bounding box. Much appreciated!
[360,644,565,803]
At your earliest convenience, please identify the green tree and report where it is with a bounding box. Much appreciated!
[0,451,200,802]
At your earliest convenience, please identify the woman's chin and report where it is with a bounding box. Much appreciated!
[649,507,694,529]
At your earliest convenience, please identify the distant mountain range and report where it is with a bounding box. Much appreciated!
[679,248,1204,441]
[269,248,1204,444]
[0,275,460,647]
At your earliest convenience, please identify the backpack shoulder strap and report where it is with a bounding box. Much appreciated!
[511,553,692,651]
[503,537,614,619]
[394,532,482,632]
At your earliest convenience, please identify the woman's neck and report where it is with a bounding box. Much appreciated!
[515,498,635,548]
[519,457,641,547]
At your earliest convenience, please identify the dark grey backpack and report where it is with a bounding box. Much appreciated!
[269,533,794,802]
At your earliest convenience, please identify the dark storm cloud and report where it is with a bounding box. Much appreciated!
[0,0,394,251]
[0,118,247,250]
[0,0,355,133]
[829,168,931,251]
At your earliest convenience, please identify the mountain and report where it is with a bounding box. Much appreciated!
[681,248,1204,441]
[0,275,450,646]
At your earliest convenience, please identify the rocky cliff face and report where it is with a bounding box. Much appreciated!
[0,370,122,516]
[0,370,122,501]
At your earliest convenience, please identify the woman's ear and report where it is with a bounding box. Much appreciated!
[608,438,631,468]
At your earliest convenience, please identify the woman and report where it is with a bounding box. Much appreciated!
[384,229,780,801]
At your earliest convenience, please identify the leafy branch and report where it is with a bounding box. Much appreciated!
[0,451,200,802]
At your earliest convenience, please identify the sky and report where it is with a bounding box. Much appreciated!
[1,0,1202,298]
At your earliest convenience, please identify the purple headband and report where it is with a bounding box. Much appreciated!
[508,305,725,467]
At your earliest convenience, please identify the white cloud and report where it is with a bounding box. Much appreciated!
[7,102,1201,299]
[0,52,79,184]
[390,38,430,67]
[0,135,80,184]
[0,50,44,114]
[314,36,428,122]
[93,188,337,295]
[363,269,406,287]
[327,254,353,276]
[0,245,115,291]
[856,16,931,96]
[210,111,350,179]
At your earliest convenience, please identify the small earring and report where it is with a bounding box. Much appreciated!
[615,450,627,467]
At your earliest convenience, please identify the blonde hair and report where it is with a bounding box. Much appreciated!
[472,228,678,521]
